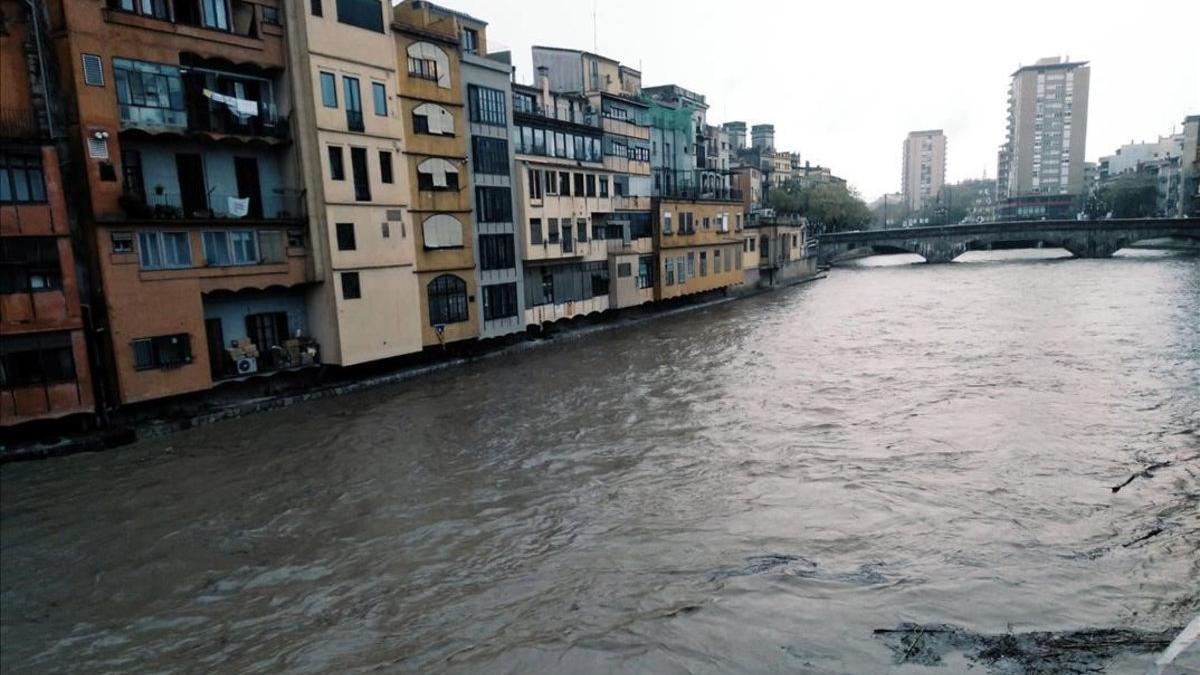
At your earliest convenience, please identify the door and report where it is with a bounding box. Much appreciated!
[234,156,263,218]
[175,153,207,217]
[205,318,226,380]
[246,312,289,368]
[121,149,145,200]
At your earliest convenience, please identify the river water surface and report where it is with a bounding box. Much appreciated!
[2,250,1198,673]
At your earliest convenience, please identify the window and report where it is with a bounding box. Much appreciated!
[198,0,231,30]
[527,169,542,199]
[135,231,191,270]
[408,57,438,82]
[259,231,285,263]
[724,247,732,272]
[0,237,62,293]
[664,258,675,286]
[427,274,468,325]
[472,136,509,175]
[412,103,454,135]
[461,27,479,55]
[336,0,383,32]
[479,233,515,270]
[372,82,387,116]
[0,333,77,387]
[586,174,596,197]
[617,263,632,277]
[700,251,707,276]
[422,214,464,248]
[468,85,506,126]
[529,218,543,245]
[111,0,171,20]
[0,152,47,203]
[131,333,191,370]
[111,232,134,254]
[417,158,459,191]
[311,0,322,15]
[703,217,710,229]
[540,270,554,305]
[379,151,394,184]
[328,146,345,180]
[343,76,363,131]
[350,147,371,201]
[559,171,570,196]
[547,218,560,244]
[112,58,185,128]
[482,283,517,321]
[475,186,512,223]
[637,255,653,289]
[82,54,104,87]
[576,218,588,242]
[262,6,280,24]
[561,222,573,253]
[662,212,672,234]
[319,72,337,107]
[341,271,361,299]
[749,237,756,251]
[687,252,695,277]
[336,222,356,250]
[599,176,609,197]
[544,169,557,195]
[202,230,257,266]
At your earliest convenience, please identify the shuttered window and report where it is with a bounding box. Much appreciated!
[82,54,104,86]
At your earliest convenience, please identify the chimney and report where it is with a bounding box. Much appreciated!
[536,66,550,100]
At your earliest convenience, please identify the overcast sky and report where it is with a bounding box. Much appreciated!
[443,0,1200,200]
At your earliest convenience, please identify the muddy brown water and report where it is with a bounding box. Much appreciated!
[2,249,1198,673]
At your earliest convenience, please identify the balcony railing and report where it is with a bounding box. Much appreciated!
[212,337,320,381]
[188,103,287,139]
[118,189,304,220]
[0,107,46,139]
[658,185,744,202]
[346,110,365,132]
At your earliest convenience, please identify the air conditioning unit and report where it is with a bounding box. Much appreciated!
[235,356,258,375]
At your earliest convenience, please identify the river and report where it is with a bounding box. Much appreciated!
[2,249,1198,674]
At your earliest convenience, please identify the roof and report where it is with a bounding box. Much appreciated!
[410,0,487,26]
[1011,59,1089,76]
[532,45,620,65]
[907,129,944,136]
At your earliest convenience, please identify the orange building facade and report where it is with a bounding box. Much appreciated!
[46,0,316,406]
[1,0,96,428]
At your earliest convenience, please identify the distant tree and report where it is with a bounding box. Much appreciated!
[768,179,872,232]
[1091,172,1158,218]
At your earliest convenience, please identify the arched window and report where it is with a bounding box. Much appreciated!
[422,214,464,248]
[406,41,451,89]
[427,274,467,326]
[416,157,459,191]
[412,102,454,135]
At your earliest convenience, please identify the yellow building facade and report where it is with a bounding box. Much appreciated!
[393,1,479,347]
[654,198,745,301]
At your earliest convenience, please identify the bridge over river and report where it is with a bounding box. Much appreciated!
[817,218,1200,264]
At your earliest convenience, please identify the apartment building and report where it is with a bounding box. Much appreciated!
[997,56,1091,220]
[654,197,744,302]
[393,1,478,346]
[902,129,947,212]
[46,0,316,406]
[523,47,656,323]
[287,0,420,365]
[443,6,524,339]
[1,0,96,427]
[1182,115,1200,217]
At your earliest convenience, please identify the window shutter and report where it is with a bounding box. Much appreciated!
[87,136,109,159]
[82,54,104,86]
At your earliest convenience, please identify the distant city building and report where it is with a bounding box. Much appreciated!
[723,121,747,151]
[1098,133,1184,179]
[901,130,946,212]
[996,56,1091,219]
[751,124,775,151]
[1181,115,1200,216]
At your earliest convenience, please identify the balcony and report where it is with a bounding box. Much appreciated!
[0,107,46,140]
[188,103,287,139]
[118,189,304,221]
[346,110,365,133]
[658,185,744,202]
